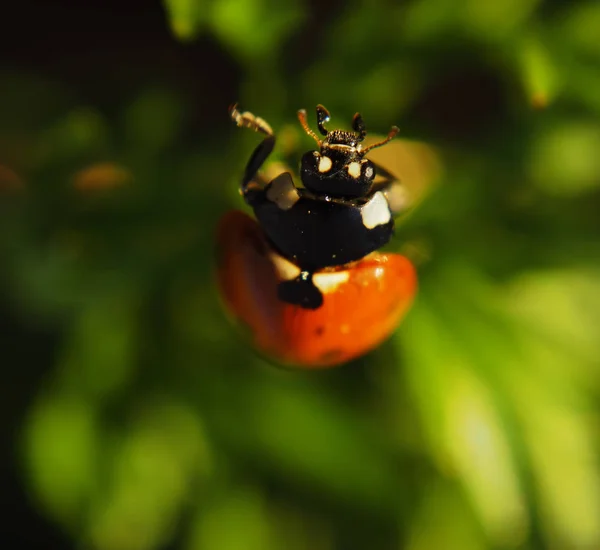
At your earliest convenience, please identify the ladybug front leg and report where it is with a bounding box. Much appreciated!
[369,161,408,216]
[230,104,276,203]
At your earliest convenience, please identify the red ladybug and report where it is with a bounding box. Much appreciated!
[216,104,417,368]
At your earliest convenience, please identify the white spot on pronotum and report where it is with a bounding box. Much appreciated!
[364,164,374,179]
[347,162,361,178]
[268,251,301,281]
[266,173,300,210]
[313,271,350,294]
[318,156,332,173]
[360,191,391,229]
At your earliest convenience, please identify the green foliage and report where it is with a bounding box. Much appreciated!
[3,0,600,549]
[163,0,305,62]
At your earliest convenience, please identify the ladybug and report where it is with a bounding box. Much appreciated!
[216,104,417,368]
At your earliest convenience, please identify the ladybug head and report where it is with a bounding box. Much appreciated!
[298,105,399,198]
[312,105,365,156]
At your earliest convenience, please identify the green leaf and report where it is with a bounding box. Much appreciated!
[210,0,305,61]
[528,120,600,196]
[518,34,560,108]
[397,281,528,545]
[87,400,212,550]
[561,1,600,59]
[163,0,208,41]
[23,394,99,529]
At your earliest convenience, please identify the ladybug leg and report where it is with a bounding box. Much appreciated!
[277,270,323,310]
[369,161,408,215]
[369,161,396,191]
[230,105,276,203]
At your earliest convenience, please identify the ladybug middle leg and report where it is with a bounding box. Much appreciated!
[370,161,408,215]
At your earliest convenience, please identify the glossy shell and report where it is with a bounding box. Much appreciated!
[215,211,417,368]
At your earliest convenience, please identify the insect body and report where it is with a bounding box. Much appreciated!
[216,105,417,368]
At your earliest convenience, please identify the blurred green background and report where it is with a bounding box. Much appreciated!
[2,0,600,548]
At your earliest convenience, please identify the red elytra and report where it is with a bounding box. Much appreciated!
[216,210,417,368]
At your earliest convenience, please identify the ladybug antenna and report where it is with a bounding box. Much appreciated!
[315,104,330,136]
[352,112,367,142]
[297,109,321,146]
[362,125,400,154]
